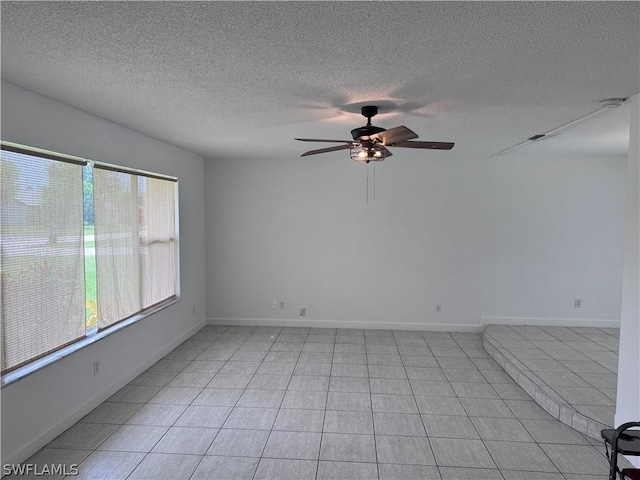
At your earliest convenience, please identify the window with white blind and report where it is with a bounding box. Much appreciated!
[1,146,86,374]
[1,143,179,384]
[93,166,177,329]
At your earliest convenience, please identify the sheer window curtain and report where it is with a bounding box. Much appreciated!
[93,167,140,328]
[94,167,176,329]
[140,177,176,309]
[1,148,86,374]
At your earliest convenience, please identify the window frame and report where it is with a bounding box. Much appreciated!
[0,141,181,387]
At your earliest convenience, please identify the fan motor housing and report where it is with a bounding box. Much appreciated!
[351,125,386,140]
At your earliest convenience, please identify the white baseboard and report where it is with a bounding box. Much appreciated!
[481,316,620,328]
[4,319,206,466]
[207,317,484,332]
[207,316,621,332]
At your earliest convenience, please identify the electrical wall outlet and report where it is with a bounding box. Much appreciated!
[279,301,285,310]
[93,360,100,376]
[435,305,442,313]
[300,308,307,317]
[574,299,583,308]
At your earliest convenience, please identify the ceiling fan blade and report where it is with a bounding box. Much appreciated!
[300,144,353,157]
[393,140,455,150]
[295,138,354,143]
[371,126,418,145]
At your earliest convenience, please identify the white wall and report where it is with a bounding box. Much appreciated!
[616,94,639,460]
[0,81,207,464]
[205,150,626,329]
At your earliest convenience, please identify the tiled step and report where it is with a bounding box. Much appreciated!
[482,325,616,441]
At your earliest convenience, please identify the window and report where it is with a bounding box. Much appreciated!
[1,146,86,374]
[93,166,177,328]
[0,143,179,384]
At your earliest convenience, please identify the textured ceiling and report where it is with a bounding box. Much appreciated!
[1,1,638,160]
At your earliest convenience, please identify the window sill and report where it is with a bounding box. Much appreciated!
[1,296,181,388]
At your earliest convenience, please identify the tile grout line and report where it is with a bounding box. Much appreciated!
[183,324,235,480]
[366,335,380,480]
[224,325,287,480]
[447,333,501,475]
[314,333,335,480]
[406,331,441,479]
[118,325,232,480]
[122,330,220,480]
[166,325,247,478]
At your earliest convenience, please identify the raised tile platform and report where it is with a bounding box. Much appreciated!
[483,324,619,440]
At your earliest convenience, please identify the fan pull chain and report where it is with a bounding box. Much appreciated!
[365,164,377,203]
[366,164,369,204]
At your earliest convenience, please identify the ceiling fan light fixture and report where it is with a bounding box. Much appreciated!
[350,145,386,163]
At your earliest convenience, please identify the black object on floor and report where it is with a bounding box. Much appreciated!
[602,422,640,480]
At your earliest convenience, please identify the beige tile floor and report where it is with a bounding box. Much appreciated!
[6,326,617,479]
[483,325,619,438]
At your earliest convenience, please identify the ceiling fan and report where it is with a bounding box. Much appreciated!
[296,105,454,163]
